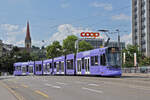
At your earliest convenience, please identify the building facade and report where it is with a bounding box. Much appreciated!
[25,21,32,49]
[0,40,2,57]
[79,38,104,49]
[132,0,150,57]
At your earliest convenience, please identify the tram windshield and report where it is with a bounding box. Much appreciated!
[106,47,121,68]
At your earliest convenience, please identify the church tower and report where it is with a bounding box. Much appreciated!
[25,21,31,48]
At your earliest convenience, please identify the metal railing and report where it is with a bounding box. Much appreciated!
[122,67,150,73]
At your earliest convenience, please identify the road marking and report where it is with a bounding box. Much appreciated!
[45,83,61,89]
[21,84,29,88]
[34,90,49,98]
[56,82,67,85]
[76,81,86,84]
[88,84,99,86]
[0,82,26,100]
[82,87,103,94]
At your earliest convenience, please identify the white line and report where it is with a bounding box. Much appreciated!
[76,81,86,84]
[56,82,67,85]
[52,86,61,88]
[88,84,99,86]
[45,83,61,89]
[45,83,52,87]
[82,87,103,94]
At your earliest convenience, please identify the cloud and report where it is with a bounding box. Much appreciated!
[121,33,132,45]
[0,24,19,32]
[48,24,108,46]
[0,24,26,46]
[49,24,92,44]
[112,14,131,21]
[61,3,70,8]
[91,2,112,11]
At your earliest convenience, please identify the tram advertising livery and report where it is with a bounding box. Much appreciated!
[13,47,122,76]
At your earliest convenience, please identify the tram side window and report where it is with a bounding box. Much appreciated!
[36,64,38,71]
[47,63,50,71]
[82,58,84,69]
[61,62,64,72]
[59,61,61,70]
[50,63,52,69]
[54,62,56,68]
[39,64,42,71]
[17,66,21,71]
[29,65,33,73]
[100,54,106,66]
[95,56,98,66]
[67,59,73,69]
[91,56,98,66]
[91,56,95,66]
[26,65,29,72]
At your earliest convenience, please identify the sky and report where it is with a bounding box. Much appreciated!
[0,0,132,47]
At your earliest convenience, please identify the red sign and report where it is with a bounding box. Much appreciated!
[80,32,100,38]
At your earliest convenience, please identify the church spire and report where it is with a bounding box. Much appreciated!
[25,21,31,49]
[26,21,31,40]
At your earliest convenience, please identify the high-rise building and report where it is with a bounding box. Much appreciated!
[132,0,150,57]
[0,40,2,57]
[25,21,32,49]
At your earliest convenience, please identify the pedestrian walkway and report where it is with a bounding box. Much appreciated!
[122,73,150,78]
[0,81,17,100]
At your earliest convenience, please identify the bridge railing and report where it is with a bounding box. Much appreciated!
[122,67,150,73]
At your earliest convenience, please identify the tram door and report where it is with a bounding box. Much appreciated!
[61,61,64,74]
[22,66,26,75]
[77,59,82,74]
[85,57,90,74]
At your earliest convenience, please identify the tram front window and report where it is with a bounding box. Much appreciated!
[106,48,121,68]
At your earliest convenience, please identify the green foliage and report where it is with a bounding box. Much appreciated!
[78,40,93,52]
[62,35,78,54]
[46,41,62,59]
[122,44,142,67]
[139,57,150,66]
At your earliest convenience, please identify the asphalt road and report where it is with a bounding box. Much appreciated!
[0,75,150,100]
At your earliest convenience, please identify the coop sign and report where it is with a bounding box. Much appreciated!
[80,32,100,38]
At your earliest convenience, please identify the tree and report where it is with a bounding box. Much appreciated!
[78,40,93,52]
[46,41,62,59]
[62,35,78,54]
[122,44,142,67]
[139,57,150,66]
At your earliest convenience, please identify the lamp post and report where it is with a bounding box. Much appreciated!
[116,29,120,50]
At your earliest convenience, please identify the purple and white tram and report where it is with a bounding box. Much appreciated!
[28,61,34,75]
[54,56,65,75]
[14,62,22,76]
[13,47,122,77]
[35,61,43,75]
[21,62,29,75]
[66,54,75,75]
[76,47,122,76]
[43,59,52,75]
